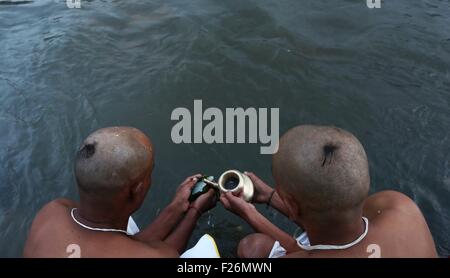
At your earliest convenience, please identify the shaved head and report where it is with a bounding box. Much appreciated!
[273,125,369,215]
[75,127,154,194]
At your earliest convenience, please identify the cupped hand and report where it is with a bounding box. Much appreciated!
[190,188,217,214]
[244,171,274,204]
[219,189,255,218]
[170,174,202,213]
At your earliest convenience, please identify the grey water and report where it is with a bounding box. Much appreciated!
[0,0,449,257]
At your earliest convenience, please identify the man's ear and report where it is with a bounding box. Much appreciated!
[129,181,144,200]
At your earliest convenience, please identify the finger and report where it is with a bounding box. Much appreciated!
[208,190,218,207]
[224,191,239,202]
[226,192,247,206]
[181,174,202,186]
[219,195,230,209]
[204,188,215,199]
[237,190,245,199]
[185,178,199,190]
[182,175,203,189]
[212,191,220,204]
[244,171,261,183]
[244,171,254,178]
[223,191,232,200]
[231,187,243,198]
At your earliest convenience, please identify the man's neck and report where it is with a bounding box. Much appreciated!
[75,201,130,231]
[304,215,366,246]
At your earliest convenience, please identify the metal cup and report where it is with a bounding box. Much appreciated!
[204,170,254,202]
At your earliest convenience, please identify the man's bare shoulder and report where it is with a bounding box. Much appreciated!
[50,198,78,209]
[23,199,77,257]
[363,190,437,257]
[363,190,422,219]
[30,199,75,225]
[40,198,77,213]
[283,191,437,258]
[28,199,76,230]
[363,190,431,238]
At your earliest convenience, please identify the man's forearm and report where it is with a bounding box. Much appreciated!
[134,203,184,243]
[164,208,200,254]
[242,206,298,253]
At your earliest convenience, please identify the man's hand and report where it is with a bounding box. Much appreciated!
[245,171,274,204]
[135,174,203,244]
[220,190,256,218]
[190,188,217,215]
[170,174,202,214]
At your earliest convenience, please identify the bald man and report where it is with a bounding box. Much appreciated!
[220,125,437,258]
[24,127,216,257]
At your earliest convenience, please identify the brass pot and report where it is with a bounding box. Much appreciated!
[205,170,254,202]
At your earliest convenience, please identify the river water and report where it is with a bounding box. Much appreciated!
[0,0,449,257]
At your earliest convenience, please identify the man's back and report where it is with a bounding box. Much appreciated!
[284,191,437,258]
[23,199,177,258]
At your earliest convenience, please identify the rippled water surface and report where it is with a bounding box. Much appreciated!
[0,0,449,257]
